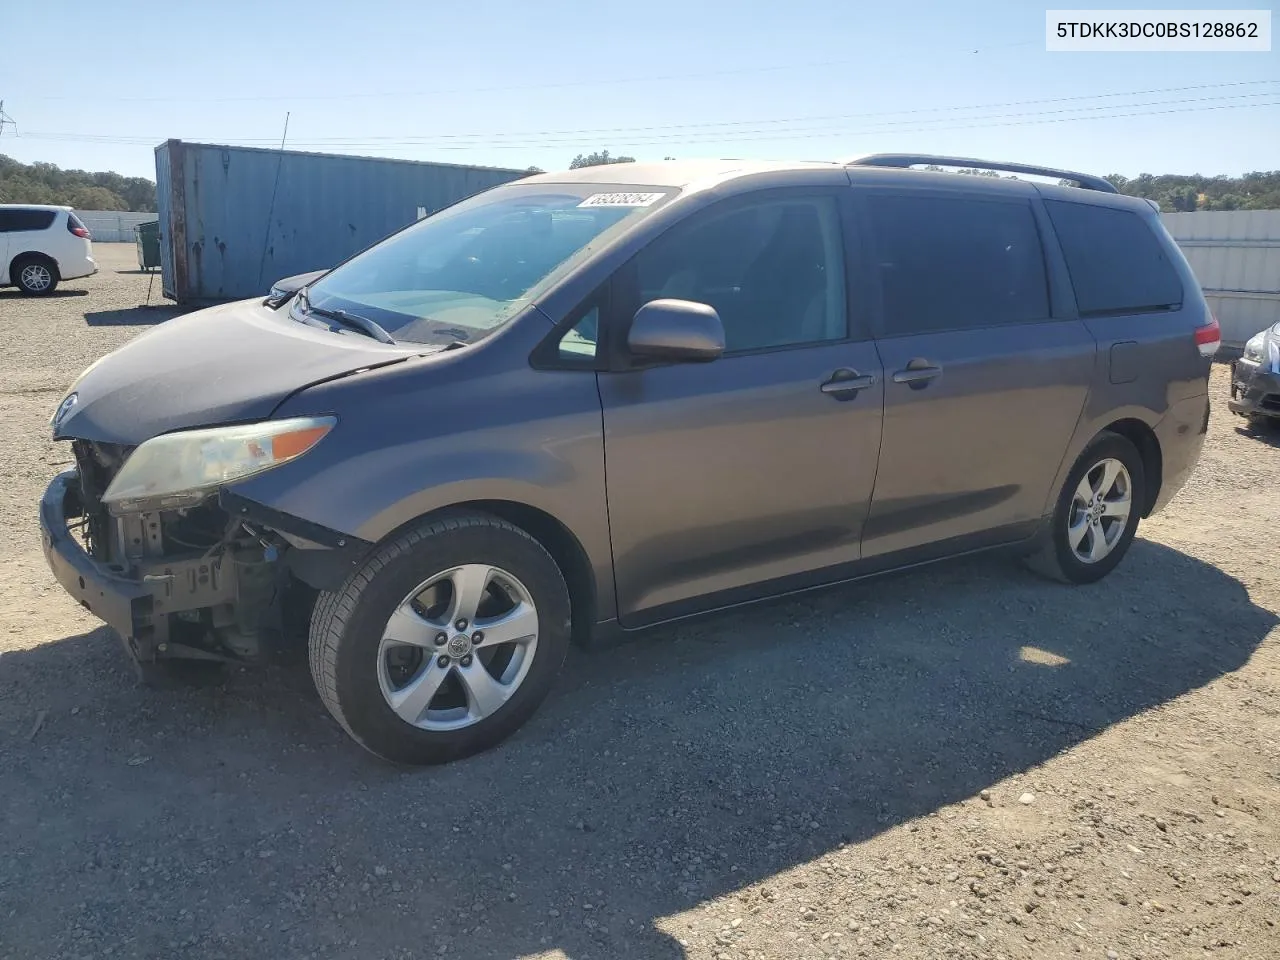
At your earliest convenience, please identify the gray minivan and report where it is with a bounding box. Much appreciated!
[41,154,1218,764]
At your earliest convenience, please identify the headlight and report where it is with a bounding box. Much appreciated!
[101,416,336,512]
[1243,331,1267,363]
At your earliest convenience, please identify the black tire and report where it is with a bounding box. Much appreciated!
[12,256,59,295]
[1026,432,1145,585]
[309,512,572,765]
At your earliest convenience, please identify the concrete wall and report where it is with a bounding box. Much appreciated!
[76,210,156,243]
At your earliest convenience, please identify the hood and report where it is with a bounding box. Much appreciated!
[53,298,430,445]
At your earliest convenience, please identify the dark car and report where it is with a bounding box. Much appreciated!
[1228,322,1280,426]
[40,154,1217,765]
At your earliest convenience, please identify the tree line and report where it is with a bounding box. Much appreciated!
[4,151,1277,213]
[1103,171,1280,212]
[0,154,156,211]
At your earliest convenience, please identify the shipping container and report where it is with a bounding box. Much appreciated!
[1162,209,1280,349]
[154,140,528,303]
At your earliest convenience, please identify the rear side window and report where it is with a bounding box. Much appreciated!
[1044,200,1183,316]
[0,209,57,232]
[866,194,1050,335]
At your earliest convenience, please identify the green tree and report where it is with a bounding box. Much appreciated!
[568,150,636,169]
[0,154,157,210]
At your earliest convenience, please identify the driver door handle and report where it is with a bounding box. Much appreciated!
[820,368,877,400]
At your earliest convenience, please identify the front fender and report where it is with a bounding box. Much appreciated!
[227,352,614,620]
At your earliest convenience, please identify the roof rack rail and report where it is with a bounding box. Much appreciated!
[844,154,1118,194]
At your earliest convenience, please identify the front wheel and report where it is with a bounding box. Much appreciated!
[309,513,572,765]
[1027,432,1145,584]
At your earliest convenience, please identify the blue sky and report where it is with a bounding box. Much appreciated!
[1,0,1276,180]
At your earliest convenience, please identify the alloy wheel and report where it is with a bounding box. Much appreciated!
[377,563,539,731]
[1067,457,1133,564]
[20,263,53,292]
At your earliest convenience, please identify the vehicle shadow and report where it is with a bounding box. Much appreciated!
[0,540,1272,960]
[1234,419,1280,449]
[83,305,184,326]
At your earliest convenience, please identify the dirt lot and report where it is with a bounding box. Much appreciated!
[1,243,1278,960]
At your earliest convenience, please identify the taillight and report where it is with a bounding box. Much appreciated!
[67,215,91,239]
[70,226,91,239]
[1194,316,1220,358]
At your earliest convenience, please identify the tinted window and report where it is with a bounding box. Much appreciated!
[1044,200,1183,316]
[867,195,1050,335]
[0,209,57,232]
[633,196,846,353]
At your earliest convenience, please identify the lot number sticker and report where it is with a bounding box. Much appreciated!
[578,192,665,207]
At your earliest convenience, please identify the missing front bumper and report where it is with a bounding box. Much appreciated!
[40,470,151,640]
[1228,361,1280,418]
[40,469,271,665]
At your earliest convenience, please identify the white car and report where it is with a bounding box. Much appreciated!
[0,204,97,295]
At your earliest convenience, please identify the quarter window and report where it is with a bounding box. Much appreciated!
[1044,200,1183,316]
[866,194,1050,335]
[557,306,600,361]
[632,196,847,353]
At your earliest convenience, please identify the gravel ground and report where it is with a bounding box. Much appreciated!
[1,244,1278,960]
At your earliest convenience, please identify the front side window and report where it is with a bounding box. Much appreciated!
[867,194,1050,335]
[631,196,847,353]
[304,184,674,345]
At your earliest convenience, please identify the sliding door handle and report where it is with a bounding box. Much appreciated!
[821,368,877,400]
[892,361,943,387]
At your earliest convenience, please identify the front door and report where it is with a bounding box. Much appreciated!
[857,188,1096,558]
[598,190,885,625]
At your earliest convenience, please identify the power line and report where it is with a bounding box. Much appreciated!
[18,42,1037,105]
[16,88,1280,152]
[19,79,1278,146]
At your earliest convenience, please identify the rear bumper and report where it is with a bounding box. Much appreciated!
[1149,393,1210,515]
[1228,359,1280,418]
[40,469,149,639]
[59,256,97,282]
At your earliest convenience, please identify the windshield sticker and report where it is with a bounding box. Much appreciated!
[578,192,664,208]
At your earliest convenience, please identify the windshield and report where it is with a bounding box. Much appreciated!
[301,183,675,345]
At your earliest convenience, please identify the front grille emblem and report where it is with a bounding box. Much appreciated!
[52,392,79,429]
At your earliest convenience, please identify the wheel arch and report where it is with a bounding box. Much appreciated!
[10,250,60,278]
[380,499,599,648]
[1097,418,1162,517]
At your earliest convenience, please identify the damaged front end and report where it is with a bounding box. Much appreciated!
[41,425,366,676]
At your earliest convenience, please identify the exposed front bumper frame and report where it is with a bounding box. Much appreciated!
[40,469,151,641]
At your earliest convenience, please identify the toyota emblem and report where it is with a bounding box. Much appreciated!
[52,392,78,428]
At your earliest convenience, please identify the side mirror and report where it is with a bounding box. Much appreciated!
[267,269,329,302]
[627,299,725,363]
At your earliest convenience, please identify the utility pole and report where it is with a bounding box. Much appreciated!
[0,101,16,137]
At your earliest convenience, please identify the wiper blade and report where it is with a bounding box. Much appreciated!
[300,292,397,345]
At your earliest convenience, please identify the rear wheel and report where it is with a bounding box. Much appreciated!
[13,256,59,295]
[309,513,571,765]
[1027,432,1145,584]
